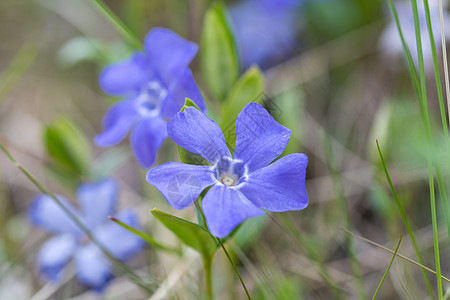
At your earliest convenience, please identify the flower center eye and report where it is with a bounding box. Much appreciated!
[214,157,248,187]
[221,175,238,186]
[136,81,167,117]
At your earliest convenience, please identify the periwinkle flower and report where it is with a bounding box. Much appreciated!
[380,0,450,66]
[95,28,206,168]
[147,103,308,237]
[28,179,144,291]
[229,0,303,69]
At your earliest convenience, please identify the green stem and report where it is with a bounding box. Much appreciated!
[376,140,435,298]
[90,0,142,50]
[372,236,402,300]
[217,238,251,300]
[203,256,213,300]
[410,0,443,296]
[340,227,450,283]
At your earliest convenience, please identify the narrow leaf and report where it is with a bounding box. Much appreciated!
[43,117,92,177]
[372,236,402,300]
[151,208,218,258]
[221,66,265,150]
[200,2,239,101]
[109,216,180,254]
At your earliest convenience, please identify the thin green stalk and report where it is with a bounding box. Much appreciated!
[423,0,450,242]
[388,0,443,297]
[217,238,251,300]
[410,0,443,296]
[438,0,450,123]
[437,0,450,242]
[423,0,448,137]
[0,143,152,292]
[277,214,345,300]
[90,0,142,49]
[194,199,250,299]
[339,227,450,283]
[321,132,367,300]
[203,256,213,300]
[0,43,37,104]
[372,236,402,300]
[109,217,181,255]
[376,140,435,297]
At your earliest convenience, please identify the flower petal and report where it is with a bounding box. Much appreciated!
[168,107,231,164]
[147,162,215,209]
[28,195,81,235]
[37,234,77,282]
[203,185,264,238]
[234,102,290,173]
[77,178,118,229]
[74,244,112,292]
[160,68,205,118]
[130,116,168,168]
[145,28,198,83]
[94,99,138,147]
[94,210,145,261]
[239,153,308,212]
[99,52,151,96]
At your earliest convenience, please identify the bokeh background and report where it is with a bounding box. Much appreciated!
[1,0,450,299]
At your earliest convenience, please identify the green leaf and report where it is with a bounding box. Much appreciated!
[200,2,239,101]
[221,66,265,149]
[109,216,181,254]
[43,117,91,177]
[178,98,209,165]
[151,208,218,258]
[180,97,201,112]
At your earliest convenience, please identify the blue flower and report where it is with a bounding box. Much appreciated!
[28,179,145,292]
[146,103,308,237]
[229,0,303,69]
[95,28,206,168]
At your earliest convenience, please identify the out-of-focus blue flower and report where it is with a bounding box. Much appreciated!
[28,179,144,292]
[380,0,450,66]
[95,28,206,168]
[229,0,303,69]
[147,103,308,237]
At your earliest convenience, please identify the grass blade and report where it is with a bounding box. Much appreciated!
[376,140,436,298]
[423,0,448,137]
[372,236,402,300]
[439,0,450,124]
[423,0,450,246]
[90,0,142,49]
[109,216,181,255]
[339,227,450,283]
[0,43,37,104]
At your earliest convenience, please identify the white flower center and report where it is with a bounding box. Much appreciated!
[136,81,167,117]
[213,157,248,187]
[221,175,238,186]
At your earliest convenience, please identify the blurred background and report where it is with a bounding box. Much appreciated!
[1,0,450,299]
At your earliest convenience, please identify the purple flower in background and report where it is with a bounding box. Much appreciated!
[147,103,308,237]
[95,28,206,168]
[379,0,450,67]
[28,179,144,291]
[229,0,303,69]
